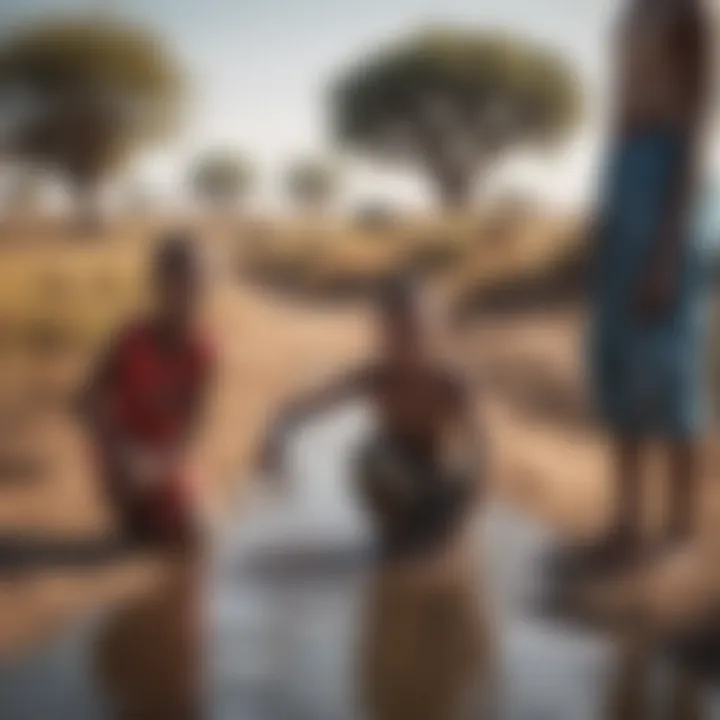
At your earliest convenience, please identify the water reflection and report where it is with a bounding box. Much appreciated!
[2,407,720,718]
[360,542,493,720]
[95,560,200,720]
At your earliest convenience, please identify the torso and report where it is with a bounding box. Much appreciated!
[369,364,461,458]
[109,321,211,448]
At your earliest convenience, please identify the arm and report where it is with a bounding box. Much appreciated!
[181,372,212,447]
[637,2,708,317]
[156,355,215,472]
[458,380,487,506]
[445,370,487,506]
[257,364,375,477]
[175,341,217,451]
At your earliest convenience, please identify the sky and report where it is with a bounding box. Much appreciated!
[0,0,636,210]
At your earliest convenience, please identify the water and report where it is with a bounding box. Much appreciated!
[2,405,719,719]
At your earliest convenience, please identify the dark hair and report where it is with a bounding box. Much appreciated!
[153,231,201,282]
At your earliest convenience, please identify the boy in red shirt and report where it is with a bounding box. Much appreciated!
[83,233,214,549]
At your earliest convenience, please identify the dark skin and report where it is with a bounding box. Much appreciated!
[622,0,709,319]
[81,267,210,545]
[258,303,485,527]
[596,0,710,555]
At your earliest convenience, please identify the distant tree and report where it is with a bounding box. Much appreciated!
[331,27,582,209]
[0,18,183,230]
[190,151,254,212]
[285,158,339,213]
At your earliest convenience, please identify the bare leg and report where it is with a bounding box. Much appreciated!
[667,441,699,544]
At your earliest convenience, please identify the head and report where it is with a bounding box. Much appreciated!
[375,275,439,365]
[152,231,205,332]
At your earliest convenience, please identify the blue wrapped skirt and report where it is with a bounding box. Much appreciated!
[590,127,716,438]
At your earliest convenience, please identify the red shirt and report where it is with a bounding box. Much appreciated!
[99,321,214,536]
[107,320,213,450]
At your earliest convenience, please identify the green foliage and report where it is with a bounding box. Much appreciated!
[190,151,254,208]
[331,26,582,206]
[0,17,184,189]
[285,158,339,209]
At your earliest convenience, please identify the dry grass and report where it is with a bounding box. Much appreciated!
[0,245,144,359]
[240,211,585,302]
[0,210,585,366]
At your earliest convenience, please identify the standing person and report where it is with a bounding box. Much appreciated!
[257,276,485,560]
[82,232,215,551]
[590,0,714,560]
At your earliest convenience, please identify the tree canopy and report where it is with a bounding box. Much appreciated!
[331,27,582,207]
[0,18,183,198]
[190,150,254,209]
[285,158,339,210]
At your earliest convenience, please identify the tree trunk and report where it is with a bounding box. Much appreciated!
[431,161,474,212]
[72,179,103,238]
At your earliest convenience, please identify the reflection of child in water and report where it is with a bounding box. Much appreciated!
[258,275,485,557]
[360,556,495,720]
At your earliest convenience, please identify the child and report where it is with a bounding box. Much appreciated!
[258,276,484,558]
[589,0,711,559]
[82,232,214,549]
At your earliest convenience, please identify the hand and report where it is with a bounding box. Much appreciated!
[634,262,677,321]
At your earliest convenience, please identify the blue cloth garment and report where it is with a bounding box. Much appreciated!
[590,127,715,438]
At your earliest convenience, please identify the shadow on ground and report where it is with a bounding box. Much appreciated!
[0,534,134,575]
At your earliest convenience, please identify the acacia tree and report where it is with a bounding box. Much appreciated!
[331,28,581,209]
[0,18,183,230]
[190,151,253,213]
[285,158,339,213]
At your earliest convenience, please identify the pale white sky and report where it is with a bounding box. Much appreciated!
[0,0,697,211]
